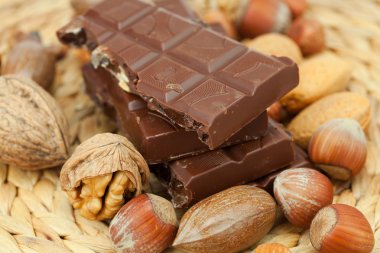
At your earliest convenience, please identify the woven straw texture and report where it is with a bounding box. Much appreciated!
[0,0,379,252]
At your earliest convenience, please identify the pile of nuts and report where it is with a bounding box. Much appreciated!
[0,0,376,253]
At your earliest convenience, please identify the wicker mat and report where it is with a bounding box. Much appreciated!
[0,0,379,252]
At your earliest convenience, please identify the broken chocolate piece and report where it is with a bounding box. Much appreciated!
[57,0,299,149]
[83,64,268,163]
[249,146,313,193]
[164,120,295,208]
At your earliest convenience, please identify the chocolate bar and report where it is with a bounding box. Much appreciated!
[57,0,299,149]
[83,64,268,163]
[156,121,295,208]
[249,146,313,193]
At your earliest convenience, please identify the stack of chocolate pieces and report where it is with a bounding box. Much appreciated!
[58,0,307,208]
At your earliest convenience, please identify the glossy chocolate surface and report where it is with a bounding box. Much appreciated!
[58,0,299,149]
[83,64,268,163]
[161,121,295,208]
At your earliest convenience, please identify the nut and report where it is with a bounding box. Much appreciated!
[70,0,102,14]
[60,133,150,220]
[254,243,290,253]
[287,17,325,56]
[0,75,70,170]
[2,32,56,90]
[310,204,375,253]
[280,53,352,113]
[308,118,367,180]
[274,168,333,228]
[244,33,303,64]
[204,10,238,39]
[172,185,276,253]
[288,92,371,148]
[238,0,291,38]
[109,193,178,253]
[283,0,307,18]
[267,102,286,122]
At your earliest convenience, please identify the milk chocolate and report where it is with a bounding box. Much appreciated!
[57,0,299,149]
[249,146,313,193]
[83,64,268,163]
[162,121,295,208]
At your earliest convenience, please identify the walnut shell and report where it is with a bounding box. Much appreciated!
[60,133,150,220]
[0,75,70,170]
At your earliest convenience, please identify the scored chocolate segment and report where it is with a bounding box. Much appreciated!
[82,64,269,164]
[164,121,295,208]
[57,0,299,149]
[249,146,314,193]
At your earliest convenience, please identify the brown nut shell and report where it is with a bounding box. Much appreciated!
[173,185,276,253]
[308,118,367,180]
[109,194,178,253]
[274,168,333,228]
[287,17,325,56]
[0,75,69,170]
[60,133,150,220]
[288,92,371,148]
[310,204,374,253]
[239,0,291,38]
[3,33,56,90]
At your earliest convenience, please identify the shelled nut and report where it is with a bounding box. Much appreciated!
[308,118,367,180]
[310,204,374,253]
[109,194,178,253]
[60,133,150,220]
[254,243,290,253]
[288,92,371,148]
[244,33,303,64]
[274,168,333,228]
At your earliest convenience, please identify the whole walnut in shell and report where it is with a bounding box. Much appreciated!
[0,75,70,170]
[60,133,150,221]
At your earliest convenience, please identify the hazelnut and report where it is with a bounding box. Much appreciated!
[287,17,325,56]
[254,243,290,253]
[310,204,375,253]
[274,168,333,228]
[204,10,238,39]
[283,0,307,18]
[267,102,286,122]
[109,193,178,253]
[308,118,367,180]
[238,0,291,38]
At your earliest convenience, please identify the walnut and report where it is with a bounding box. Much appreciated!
[0,75,70,170]
[60,133,150,221]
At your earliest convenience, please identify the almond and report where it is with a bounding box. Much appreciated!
[172,185,276,253]
[244,33,303,64]
[280,53,352,113]
[288,92,371,148]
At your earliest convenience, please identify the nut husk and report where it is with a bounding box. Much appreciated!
[60,133,150,220]
[0,75,70,170]
[173,185,276,253]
